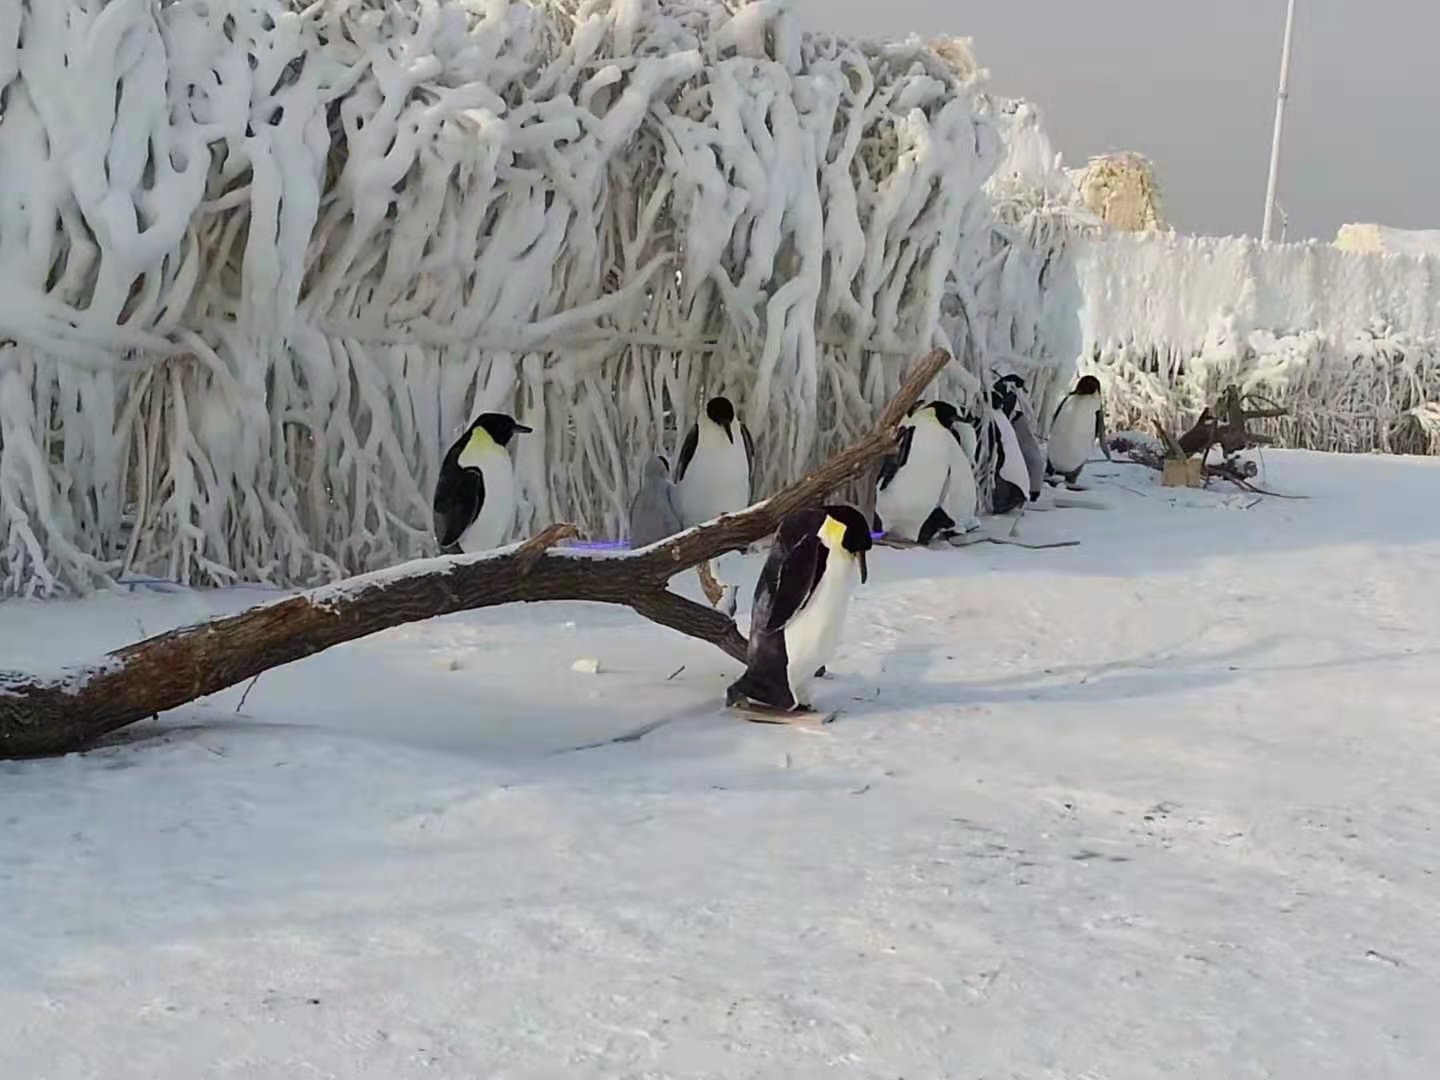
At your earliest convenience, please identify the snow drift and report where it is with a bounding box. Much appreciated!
[0,0,1076,597]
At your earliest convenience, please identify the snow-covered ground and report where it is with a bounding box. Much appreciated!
[3,451,1439,1079]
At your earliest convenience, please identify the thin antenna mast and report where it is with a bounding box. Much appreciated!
[1261,0,1298,243]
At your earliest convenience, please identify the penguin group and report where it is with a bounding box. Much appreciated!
[430,373,1108,716]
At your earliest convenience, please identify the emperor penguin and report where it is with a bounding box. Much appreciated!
[433,412,532,554]
[994,373,1046,502]
[673,395,754,528]
[628,453,685,548]
[725,505,873,713]
[873,400,964,543]
[988,383,1031,515]
[1047,375,1109,487]
[936,407,981,534]
[952,405,983,464]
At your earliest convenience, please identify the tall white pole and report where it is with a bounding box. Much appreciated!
[1261,0,1298,243]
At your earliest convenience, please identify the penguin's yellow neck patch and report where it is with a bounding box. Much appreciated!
[458,426,497,469]
[819,514,849,553]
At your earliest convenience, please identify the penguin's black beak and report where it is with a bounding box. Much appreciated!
[857,550,868,585]
[723,422,735,444]
[514,423,533,434]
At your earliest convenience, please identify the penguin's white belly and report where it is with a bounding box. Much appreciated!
[458,455,516,552]
[678,439,749,527]
[782,558,858,708]
[956,424,979,463]
[993,412,1030,493]
[876,422,952,539]
[939,439,979,530]
[1048,401,1099,473]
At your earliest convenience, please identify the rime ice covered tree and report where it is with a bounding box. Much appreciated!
[0,0,1079,597]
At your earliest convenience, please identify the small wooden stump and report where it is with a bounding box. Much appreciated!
[1161,457,1206,488]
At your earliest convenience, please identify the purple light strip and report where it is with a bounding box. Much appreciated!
[563,539,633,550]
[567,535,889,548]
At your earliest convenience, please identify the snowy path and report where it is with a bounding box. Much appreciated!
[3,452,1439,1079]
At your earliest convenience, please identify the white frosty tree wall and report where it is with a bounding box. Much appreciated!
[1076,234,1440,453]
[0,0,1073,597]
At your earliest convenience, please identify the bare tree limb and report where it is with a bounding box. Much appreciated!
[0,349,952,758]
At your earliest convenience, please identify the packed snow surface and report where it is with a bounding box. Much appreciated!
[3,451,1439,1078]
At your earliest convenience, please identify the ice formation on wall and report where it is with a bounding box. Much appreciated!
[1076,233,1440,454]
[0,0,1077,596]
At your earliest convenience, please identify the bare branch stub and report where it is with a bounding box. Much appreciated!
[0,348,952,758]
[1127,383,1293,493]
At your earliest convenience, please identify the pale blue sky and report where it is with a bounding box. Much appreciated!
[791,0,1439,240]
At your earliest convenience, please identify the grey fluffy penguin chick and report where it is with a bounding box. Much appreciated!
[1011,410,1047,501]
[629,454,685,548]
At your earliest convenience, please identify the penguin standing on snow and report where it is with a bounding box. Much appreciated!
[433,412,532,554]
[994,373,1046,502]
[988,383,1032,515]
[937,407,981,535]
[951,404,983,465]
[874,401,966,544]
[1047,375,1110,488]
[726,505,873,713]
[674,395,754,527]
[628,454,685,548]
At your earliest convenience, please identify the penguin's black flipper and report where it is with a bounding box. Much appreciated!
[740,422,755,476]
[433,466,483,550]
[876,426,914,492]
[763,534,827,633]
[1096,407,1113,460]
[673,423,699,482]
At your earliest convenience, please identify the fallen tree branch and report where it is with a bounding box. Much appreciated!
[1114,386,1299,498]
[0,349,952,758]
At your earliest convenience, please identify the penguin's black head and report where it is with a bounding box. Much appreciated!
[928,400,961,428]
[705,396,736,440]
[472,412,533,447]
[990,384,1016,415]
[820,503,873,584]
[996,372,1026,393]
[1075,375,1101,396]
